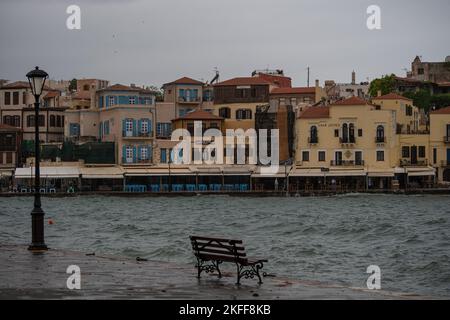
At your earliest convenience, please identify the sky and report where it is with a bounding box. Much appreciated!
[0,0,449,88]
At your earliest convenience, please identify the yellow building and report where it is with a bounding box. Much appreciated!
[293,95,435,191]
[429,106,450,183]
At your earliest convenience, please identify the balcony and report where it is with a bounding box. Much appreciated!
[122,131,153,139]
[399,159,428,167]
[339,137,356,144]
[122,157,152,165]
[308,137,318,144]
[375,136,386,143]
[330,160,364,166]
[444,136,450,143]
[178,96,200,104]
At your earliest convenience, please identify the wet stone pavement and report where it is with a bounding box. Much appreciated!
[0,244,431,300]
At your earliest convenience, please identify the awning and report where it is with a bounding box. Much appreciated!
[251,166,291,178]
[194,166,223,176]
[405,166,435,176]
[80,166,124,179]
[222,165,254,176]
[290,168,325,177]
[123,166,194,176]
[15,167,80,178]
[368,170,395,177]
[325,170,366,177]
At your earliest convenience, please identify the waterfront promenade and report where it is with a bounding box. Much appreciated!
[0,244,432,299]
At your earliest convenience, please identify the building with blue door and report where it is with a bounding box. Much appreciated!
[430,106,450,183]
[161,77,205,118]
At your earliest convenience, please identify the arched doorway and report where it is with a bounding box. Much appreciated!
[443,169,450,182]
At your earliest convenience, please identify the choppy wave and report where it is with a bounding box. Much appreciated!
[1,194,450,297]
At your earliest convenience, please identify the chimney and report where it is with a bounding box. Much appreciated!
[315,79,319,88]
[351,71,356,85]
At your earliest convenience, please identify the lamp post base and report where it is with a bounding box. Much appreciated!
[28,206,48,252]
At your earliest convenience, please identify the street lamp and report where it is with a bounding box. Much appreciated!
[26,66,48,251]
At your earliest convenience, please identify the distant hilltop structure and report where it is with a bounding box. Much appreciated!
[407,55,450,83]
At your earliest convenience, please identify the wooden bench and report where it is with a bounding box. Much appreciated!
[190,236,268,285]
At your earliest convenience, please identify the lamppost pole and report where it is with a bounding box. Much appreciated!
[27,66,48,252]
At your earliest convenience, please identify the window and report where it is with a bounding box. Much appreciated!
[302,151,309,162]
[141,120,148,134]
[318,151,325,162]
[433,148,437,165]
[4,92,10,105]
[376,150,385,161]
[83,84,90,91]
[358,129,363,137]
[160,148,167,163]
[376,125,385,142]
[13,115,20,127]
[209,122,218,129]
[23,92,27,105]
[104,120,110,135]
[109,96,115,106]
[50,115,56,127]
[38,115,45,127]
[406,105,413,116]
[3,115,11,125]
[355,151,363,165]
[140,147,148,160]
[157,123,172,138]
[69,123,80,137]
[56,115,62,127]
[236,109,252,120]
[418,68,424,75]
[125,146,133,163]
[13,92,19,105]
[187,122,194,136]
[125,119,133,135]
[419,146,426,158]
[144,98,152,105]
[27,115,35,127]
[309,126,318,143]
[402,146,410,158]
[349,123,355,143]
[129,96,136,104]
[334,129,339,137]
[342,123,348,142]
[219,107,231,118]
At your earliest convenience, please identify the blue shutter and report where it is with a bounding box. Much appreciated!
[137,145,142,161]
[122,119,126,137]
[147,118,152,134]
[148,145,152,161]
[99,122,103,139]
[98,96,103,108]
[114,96,118,105]
[161,148,166,163]
[132,146,137,163]
[105,96,109,108]
[122,146,127,163]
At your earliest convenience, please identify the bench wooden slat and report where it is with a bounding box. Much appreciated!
[191,241,246,251]
[190,236,243,244]
[193,247,247,257]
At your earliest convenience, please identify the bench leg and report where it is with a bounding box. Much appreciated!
[236,262,265,285]
[196,258,223,279]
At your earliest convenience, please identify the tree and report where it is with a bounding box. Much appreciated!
[368,74,396,97]
[68,78,77,92]
[147,85,164,102]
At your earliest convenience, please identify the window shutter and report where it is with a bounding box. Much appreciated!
[137,145,142,161]
[133,146,137,163]
[148,145,152,161]
[122,146,127,163]
[114,96,118,105]
[122,119,126,136]
[138,119,142,135]
[147,118,152,134]
[105,96,109,107]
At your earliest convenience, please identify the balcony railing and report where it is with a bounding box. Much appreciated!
[122,131,153,138]
[122,157,152,164]
[330,160,364,166]
[308,137,318,144]
[375,136,386,143]
[339,137,356,144]
[178,96,200,103]
[399,159,428,167]
[444,136,450,143]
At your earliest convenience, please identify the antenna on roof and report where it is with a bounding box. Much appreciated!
[210,67,219,84]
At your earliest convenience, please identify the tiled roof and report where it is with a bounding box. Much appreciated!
[98,84,155,94]
[270,87,315,95]
[214,77,271,86]
[44,91,59,99]
[430,106,450,114]
[298,106,330,119]
[372,93,412,101]
[164,77,203,86]
[0,81,30,89]
[332,96,368,106]
[173,110,223,121]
